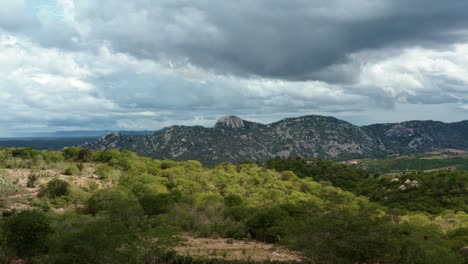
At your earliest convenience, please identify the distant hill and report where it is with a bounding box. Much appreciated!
[13,130,155,138]
[82,115,468,165]
[362,120,468,154]
[0,131,155,150]
[0,137,95,150]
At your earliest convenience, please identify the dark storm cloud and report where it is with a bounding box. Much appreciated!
[70,0,468,81]
[2,0,468,136]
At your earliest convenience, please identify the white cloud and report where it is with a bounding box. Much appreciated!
[1,0,468,136]
[354,44,468,103]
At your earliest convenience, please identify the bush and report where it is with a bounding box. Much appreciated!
[0,174,19,196]
[11,148,40,159]
[139,193,174,216]
[95,164,114,179]
[42,178,69,198]
[49,219,141,264]
[246,207,289,243]
[64,164,80,175]
[224,194,243,207]
[85,188,144,224]
[63,147,82,161]
[77,149,93,162]
[2,210,52,258]
[94,149,121,163]
[77,162,85,172]
[27,173,39,188]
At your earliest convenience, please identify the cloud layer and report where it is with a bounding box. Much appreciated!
[1,0,468,136]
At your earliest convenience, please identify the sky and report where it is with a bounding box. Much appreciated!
[1,0,468,136]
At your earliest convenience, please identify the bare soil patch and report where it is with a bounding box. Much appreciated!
[0,167,107,212]
[174,234,304,262]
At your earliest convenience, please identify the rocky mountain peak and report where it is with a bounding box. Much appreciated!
[83,115,468,165]
[103,132,121,139]
[215,115,246,129]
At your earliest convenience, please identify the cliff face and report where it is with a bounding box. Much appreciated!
[83,115,468,165]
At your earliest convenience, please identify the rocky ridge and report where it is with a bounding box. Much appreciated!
[83,115,468,165]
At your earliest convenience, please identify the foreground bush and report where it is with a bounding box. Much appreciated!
[1,210,52,258]
[49,219,141,264]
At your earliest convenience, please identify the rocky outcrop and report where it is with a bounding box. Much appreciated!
[215,116,246,129]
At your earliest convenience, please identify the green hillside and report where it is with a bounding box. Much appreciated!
[0,148,467,263]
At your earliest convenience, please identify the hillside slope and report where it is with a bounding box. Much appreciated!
[1,148,466,263]
[83,115,468,164]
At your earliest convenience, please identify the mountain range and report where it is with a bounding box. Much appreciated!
[83,115,468,165]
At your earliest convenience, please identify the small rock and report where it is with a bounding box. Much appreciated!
[410,180,420,188]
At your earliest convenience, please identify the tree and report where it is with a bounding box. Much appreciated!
[2,210,52,258]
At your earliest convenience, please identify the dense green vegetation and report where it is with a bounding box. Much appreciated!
[363,155,468,174]
[266,158,468,214]
[0,148,467,263]
[266,158,378,195]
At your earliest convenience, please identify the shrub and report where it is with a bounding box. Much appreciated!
[48,219,141,264]
[27,173,39,188]
[64,164,80,175]
[139,193,174,216]
[2,210,52,258]
[11,148,40,159]
[85,188,144,224]
[0,174,19,196]
[42,178,69,198]
[77,149,93,162]
[94,149,121,163]
[77,162,84,172]
[62,147,82,161]
[95,164,114,179]
[88,181,99,191]
[160,162,172,170]
[246,207,289,243]
[224,194,243,207]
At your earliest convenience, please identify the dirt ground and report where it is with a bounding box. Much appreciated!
[174,234,304,262]
[0,167,107,212]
